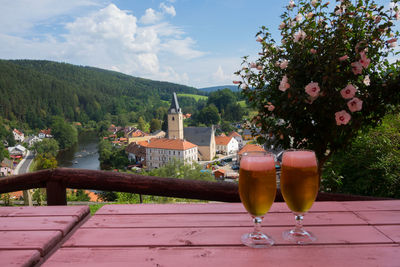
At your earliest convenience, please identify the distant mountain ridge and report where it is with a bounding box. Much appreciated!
[0,59,200,129]
[198,85,239,93]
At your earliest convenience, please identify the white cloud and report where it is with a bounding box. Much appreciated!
[0,1,211,87]
[140,8,163,25]
[160,3,176,17]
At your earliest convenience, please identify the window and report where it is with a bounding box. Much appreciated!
[172,116,175,121]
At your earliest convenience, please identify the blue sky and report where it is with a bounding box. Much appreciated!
[0,0,397,88]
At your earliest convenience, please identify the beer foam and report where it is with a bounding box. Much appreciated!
[282,151,317,168]
[240,155,275,171]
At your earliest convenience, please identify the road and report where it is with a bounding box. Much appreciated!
[15,150,34,175]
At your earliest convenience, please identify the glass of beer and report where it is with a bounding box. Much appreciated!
[239,151,277,248]
[281,150,319,244]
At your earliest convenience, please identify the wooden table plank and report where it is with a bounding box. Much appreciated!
[43,245,400,267]
[0,250,41,267]
[0,216,79,236]
[0,231,62,256]
[0,206,89,219]
[82,211,366,228]
[96,202,350,215]
[342,200,400,211]
[376,226,400,243]
[354,211,400,225]
[62,225,393,247]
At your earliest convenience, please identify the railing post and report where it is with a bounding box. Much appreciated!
[46,180,67,205]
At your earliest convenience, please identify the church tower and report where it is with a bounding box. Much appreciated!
[168,92,184,140]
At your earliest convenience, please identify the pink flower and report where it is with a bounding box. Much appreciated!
[240,83,248,90]
[310,48,317,54]
[280,60,289,69]
[279,75,290,92]
[293,30,306,42]
[311,0,318,7]
[307,12,314,19]
[233,81,240,84]
[351,61,363,75]
[359,51,370,69]
[279,22,286,30]
[339,55,349,61]
[256,36,263,42]
[347,97,363,112]
[363,75,370,86]
[387,38,397,44]
[296,13,303,22]
[389,41,397,48]
[396,11,400,20]
[340,84,357,99]
[250,62,257,68]
[305,82,320,98]
[268,105,275,111]
[335,110,351,125]
[256,65,263,70]
[289,0,295,8]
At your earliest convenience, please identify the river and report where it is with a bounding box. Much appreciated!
[56,131,100,170]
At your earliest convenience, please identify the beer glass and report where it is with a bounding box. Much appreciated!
[239,152,276,248]
[280,150,319,244]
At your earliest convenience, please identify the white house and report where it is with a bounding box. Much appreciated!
[229,131,244,148]
[145,138,198,169]
[8,145,27,157]
[25,136,42,147]
[13,129,24,142]
[215,136,239,155]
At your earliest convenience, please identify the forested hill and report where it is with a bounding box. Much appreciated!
[0,59,200,129]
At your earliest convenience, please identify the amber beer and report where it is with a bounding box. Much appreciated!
[239,153,276,217]
[281,151,319,213]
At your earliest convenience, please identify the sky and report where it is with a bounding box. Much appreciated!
[0,0,397,88]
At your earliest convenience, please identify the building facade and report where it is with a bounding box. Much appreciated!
[145,138,198,169]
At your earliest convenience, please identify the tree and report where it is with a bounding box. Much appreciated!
[32,138,59,157]
[0,142,7,162]
[322,113,400,198]
[207,89,237,113]
[137,116,146,131]
[35,154,58,170]
[150,119,161,133]
[51,116,78,149]
[236,0,400,169]
[198,105,220,126]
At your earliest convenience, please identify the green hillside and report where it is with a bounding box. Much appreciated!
[177,93,208,101]
[0,60,200,129]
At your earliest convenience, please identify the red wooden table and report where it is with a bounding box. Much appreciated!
[41,200,400,267]
[0,206,90,266]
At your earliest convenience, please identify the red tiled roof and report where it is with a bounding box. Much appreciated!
[215,136,233,146]
[237,144,266,155]
[13,129,23,136]
[145,138,197,150]
[229,131,241,137]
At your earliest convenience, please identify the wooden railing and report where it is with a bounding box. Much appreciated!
[0,168,390,205]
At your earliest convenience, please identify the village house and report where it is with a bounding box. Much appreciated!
[125,141,149,165]
[242,128,261,141]
[215,136,239,155]
[13,129,24,142]
[228,131,244,148]
[38,129,52,139]
[25,136,42,147]
[0,158,14,177]
[145,138,198,169]
[8,145,27,158]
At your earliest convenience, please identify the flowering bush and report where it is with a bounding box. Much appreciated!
[235,0,400,168]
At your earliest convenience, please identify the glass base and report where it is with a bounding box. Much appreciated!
[241,232,275,248]
[282,228,316,244]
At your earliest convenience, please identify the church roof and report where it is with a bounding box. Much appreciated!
[169,92,181,114]
[184,127,214,146]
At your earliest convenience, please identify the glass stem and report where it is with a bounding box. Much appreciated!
[253,216,263,234]
[294,214,304,233]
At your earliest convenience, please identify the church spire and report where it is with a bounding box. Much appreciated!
[169,92,181,114]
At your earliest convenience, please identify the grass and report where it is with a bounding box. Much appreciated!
[89,203,105,215]
[237,100,247,108]
[177,93,208,101]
